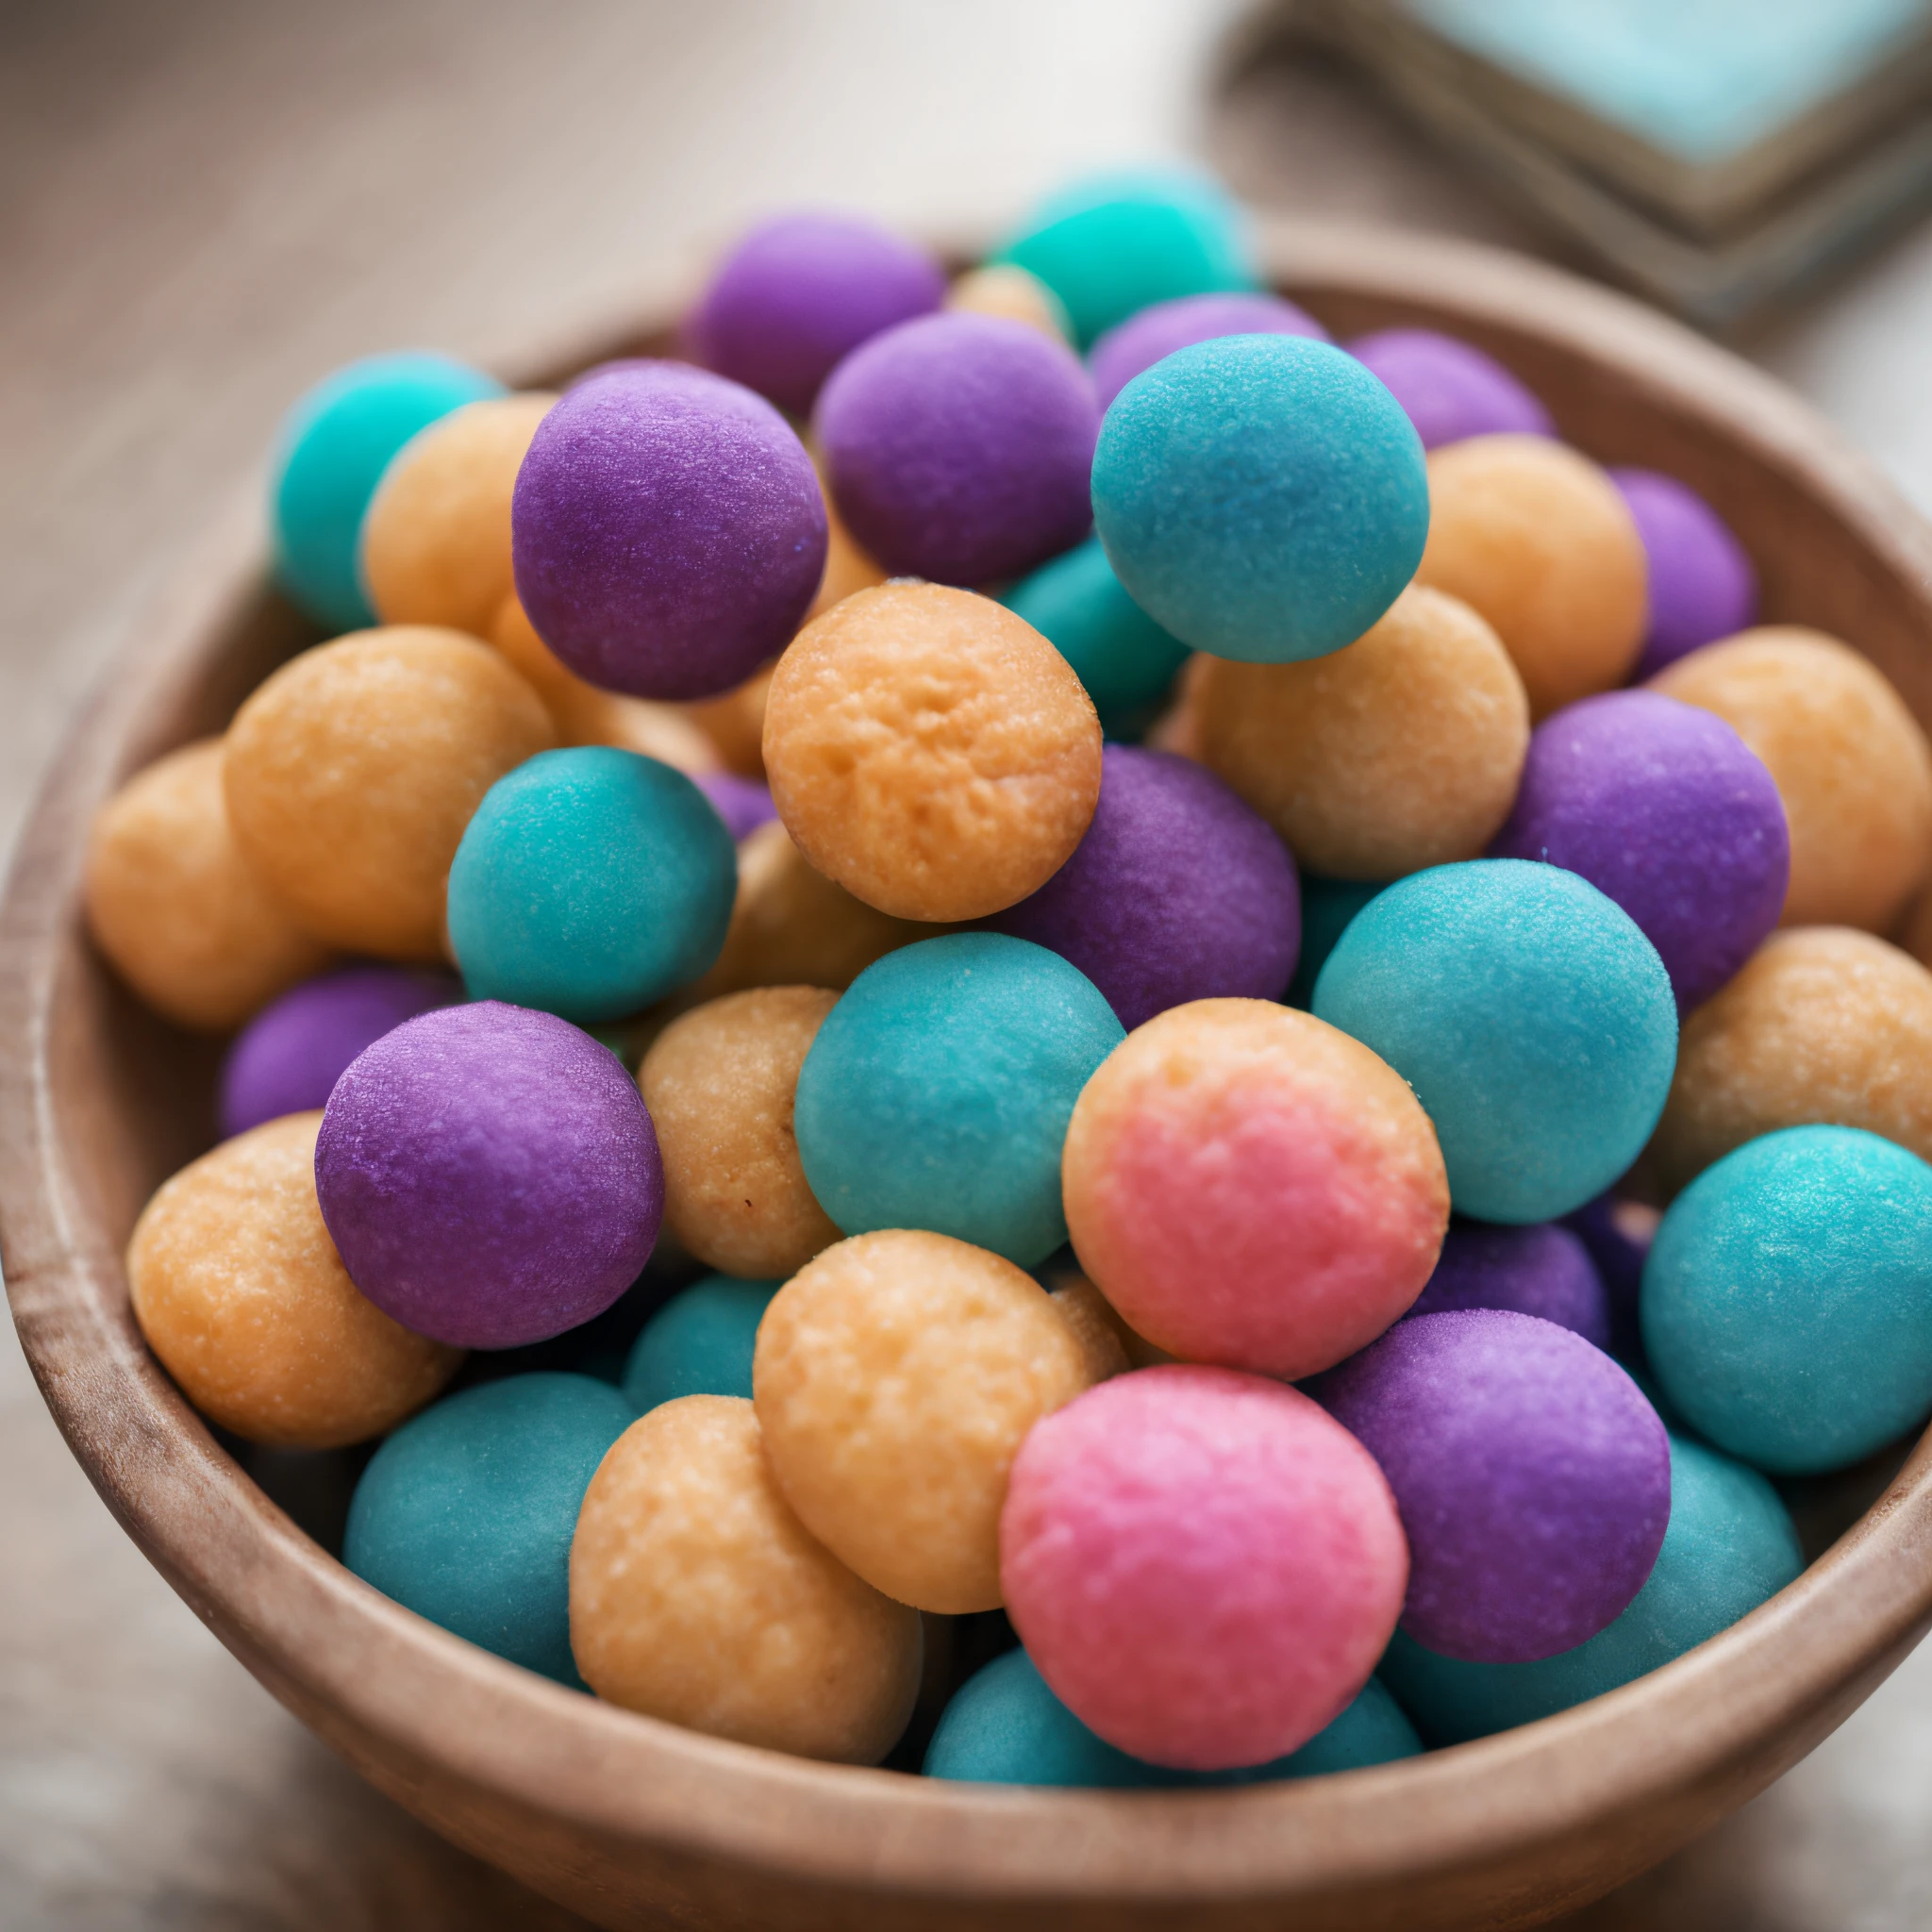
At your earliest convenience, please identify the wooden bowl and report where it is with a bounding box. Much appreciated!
[8,219,1932,1932]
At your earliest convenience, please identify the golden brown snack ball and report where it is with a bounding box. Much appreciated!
[1649,626,1932,931]
[686,665,774,778]
[808,487,888,623]
[569,1394,921,1762]
[753,1228,1094,1612]
[1192,584,1529,879]
[1047,1275,1132,1382]
[639,986,842,1279]
[127,1112,460,1447]
[945,264,1071,341]
[224,625,554,959]
[1415,434,1647,720]
[763,582,1102,922]
[84,741,332,1031]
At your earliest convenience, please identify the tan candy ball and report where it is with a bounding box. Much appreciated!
[569,1395,921,1762]
[808,485,888,622]
[1649,626,1932,931]
[1192,584,1529,879]
[763,582,1102,922]
[1048,1275,1132,1382]
[224,625,554,959]
[687,665,774,778]
[639,986,842,1279]
[127,1113,460,1446]
[753,1229,1094,1613]
[1416,434,1647,720]
[945,264,1071,341]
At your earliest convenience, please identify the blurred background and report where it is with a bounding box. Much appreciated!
[8,1,1932,1924]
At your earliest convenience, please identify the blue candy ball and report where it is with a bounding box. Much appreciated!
[272,352,504,630]
[343,1372,635,1686]
[1091,334,1428,665]
[447,747,738,1023]
[1313,859,1677,1224]
[621,1274,781,1412]
[1642,1124,1932,1474]
[794,933,1124,1267]
[1285,874,1382,1009]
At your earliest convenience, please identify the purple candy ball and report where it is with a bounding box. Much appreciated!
[988,745,1299,1030]
[1087,291,1328,413]
[315,1002,662,1350]
[1346,328,1554,449]
[1610,467,1758,678]
[219,966,460,1141]
[1489,690,1788,1012]
[685,212,946,417]
[1406,1219,1611,1350]
[1563,1192,1659,1364]
[694,768,777,842]
[511,361,827,702]
[1314,1309,1671,1662]
[814,311,1098,586]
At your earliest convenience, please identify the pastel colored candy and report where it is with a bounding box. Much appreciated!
[622,1274,781,1412]
[1562,1193,1657,1365]
[1285,876,1381,1009]
[1610,468,1758,679]
[1344,329,1554,449]
[1087,291,1327,412]
[944,263,1071,340]
[1407,1220,1611,1350]
[693,769,776,842]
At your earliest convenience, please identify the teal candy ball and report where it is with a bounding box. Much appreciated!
[1091,334,1428,664]
[1379,1431,1802,1743]
[1286,875,1382,1009]
[343,1372,635,1686]
[272,352,504,630]
[794,933,1124,1267]
[1313,860,1676,1224]
[447,747,738,1023]
[621,1274,780,1412]
[1642,1125,1932,1474]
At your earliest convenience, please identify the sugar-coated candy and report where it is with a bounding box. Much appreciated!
[621,1274,780,1413]
[1285,875,1381,1009]
[944,263,1070,339]
[1344,328,1555,449]
[344,1372,633,1685]
[316,1002,661,1348]
[127,1113,459,1447]
[272,352,505,630]
[1488,690,1788,1012]
[570,1394,922,1760]
[1047,1276,1132,1383]
[1314,860,1676,1224]
[795,934,1123,1266]
[512,362,827,701]
[685,668,774,778]
[692,769,776,843]
[1407,1220,1610,1350]
[755,1229,1092,1612]
[813,312,1097,585]
[762,582,1102,923]
[1001,1365,1407,1770]
[1091,334,1428,664]
[1087,290,1327,412]
[1062,1000,1447,1377]
[1314,1309,1670,1661]
[1610,468,1757,679]
[1563,1193,1657,1364]
[1192,583,1528,879]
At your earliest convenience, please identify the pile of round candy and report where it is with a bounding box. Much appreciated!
[91,165,1932,1786]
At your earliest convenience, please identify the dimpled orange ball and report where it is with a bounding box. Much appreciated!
[224,625,554,959]
[127,1113,460,1446]
[1416,434,1647,720]
[569,1394,921,1762]
[762,582,1102,922]
[1192,584,1529,879]
[1650,626,1932,931]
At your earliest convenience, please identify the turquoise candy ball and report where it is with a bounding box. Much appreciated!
[794,933,1124,1267]
[1379,1431,1802,1743]
[621,1274,781,1412]
[448,747,738,1024]
[1313,860,1676,1224]
[1642,1125,1932,1474]
[343,1372,635,1686]
[1286,875,1382,1009]
[1091,334,1428,664]
[272,351,504,630]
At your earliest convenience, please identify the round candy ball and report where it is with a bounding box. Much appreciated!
[1002,1365,1407,1770]
[622,1274,781,1413]
[1192,583,1529,879]
[1610,468,1758,678]
[1315,1309,1671,1661]
[1313,860,1677,1224]
[1061,999,1448,1378]
[344,1371,633,1684]
[1488,690,1789,1012]
[316,1001,662,1349]
[944,263,1070,339]
[1407,1220,1610,1349]
[1091,333,1428,664]
[1416,435,1647,720]
[570,1394,922,1761]
[1087,290,1327,412]
[813,311,1097,585]
[1344,329,1554,449]
[684,210,946,416]
[761,582,1102,923]
[1642,1124,1932,1474]
[794,933,1123,1266]
[693,769,776,842]
[1286,875,1382,1009]
[127,1113,460,1446]
[272,351,505,630]
[512,362,827,701]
